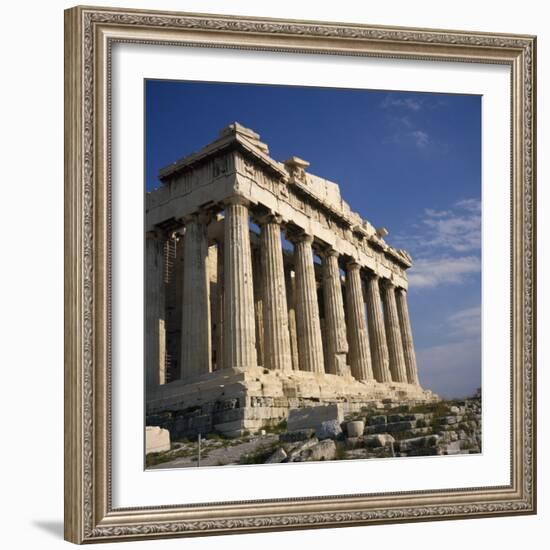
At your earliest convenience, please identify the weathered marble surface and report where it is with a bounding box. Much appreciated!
[147,367,437,437]
[145,426,171,454]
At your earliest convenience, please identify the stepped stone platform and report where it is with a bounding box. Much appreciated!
[146,367,437,438]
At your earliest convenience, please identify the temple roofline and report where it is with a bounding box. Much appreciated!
[154,122,412,270]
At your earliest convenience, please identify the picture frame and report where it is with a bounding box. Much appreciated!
[64,5,537,544]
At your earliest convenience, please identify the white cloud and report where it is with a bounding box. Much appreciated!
[455,197,482,213]
[394,199,482,289]
[411,130,429,148]
[382,128,431,149]
[395,197,481,254]
[448,306,481,338]
[380,96,437,150]
[407,255,481,288]
[381,95,422,111]
[419,199,481,252]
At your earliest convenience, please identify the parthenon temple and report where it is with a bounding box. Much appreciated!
[146,123,437,437]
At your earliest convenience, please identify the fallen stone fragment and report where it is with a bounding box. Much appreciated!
[364,433,395,448]
[303,439,337,461]
[265,447,288,464]
[279,428,316,443]
[146,426,171,454]
[395,435,439,452]
[288,437,320,461]
[346,420,365,437]
[287,404,343,432]
[442,441,462,455]
[315,419,343,440]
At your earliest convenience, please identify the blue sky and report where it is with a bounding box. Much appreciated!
[146,80,481,399]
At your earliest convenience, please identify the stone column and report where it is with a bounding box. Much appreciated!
[170,233,185,381]
[292,233,325,373]
[322,249,349,375]
[259,215,292,371]
[215,240,224,370]
[180,213,211,378]
[145,230,166,392]
[223,197,257,369]
[345,262,374,382]
[381,280,408,383]
[285,268,300,371]
[395,288,420,385]
[252,247,264,366]
[365,273,392,383]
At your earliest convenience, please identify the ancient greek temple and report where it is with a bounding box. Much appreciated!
[146,123,436,437]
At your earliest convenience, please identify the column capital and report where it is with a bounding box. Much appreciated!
[345,259,362,272]
[182,209,213,226]
[256,211,284,227]
[224,195,251,208]
[365,270,381,281]
[287,229,313,245]
[381,278,396,291]
[395,286,407,296]
[322,247,340,259]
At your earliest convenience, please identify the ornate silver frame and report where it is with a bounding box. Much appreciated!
[64,5,537,544]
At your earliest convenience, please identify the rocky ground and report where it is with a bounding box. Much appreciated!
[146,392,481,469]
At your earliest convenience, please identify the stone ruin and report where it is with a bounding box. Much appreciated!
[145,123,438,438]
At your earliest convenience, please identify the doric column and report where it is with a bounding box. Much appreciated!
[292,233,325,373]
[170,233,185,381]
[345,262,374,382]
[381,280,408,383]
[145,230,166,392]
[322,249,349,375]
[223,197,257,369]
[252,246,264,366]
[180,213,211,378]
[365,273,392,383]
[259,214,292,371]
[285,268,300,370]
[395,287,420,385]
[215,240,224,370]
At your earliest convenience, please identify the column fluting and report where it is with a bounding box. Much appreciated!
[215,240,224,370]
[292,233,325,373]
[395,287,420,385]
[145,230,166,391]
[180,214,211,377]
[322,249,349,375]
[381,280,408,383]
[252,246,264,366]
[365,273,392,383]
[259,215,292,370]
[285,268,300,370]
[345,262,374,382]
[223,197,257,369]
